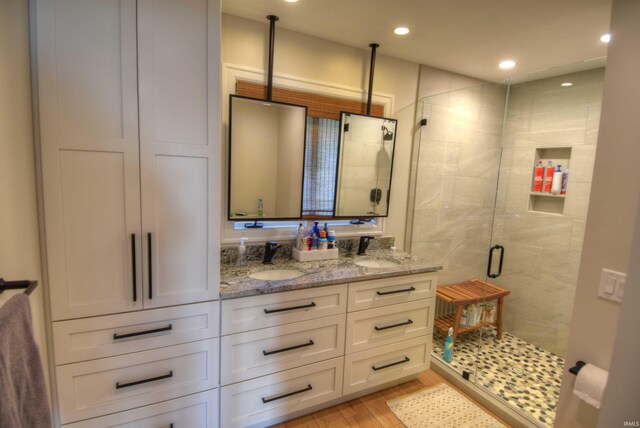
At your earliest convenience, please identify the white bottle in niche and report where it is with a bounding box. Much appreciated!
[551,164,563,195]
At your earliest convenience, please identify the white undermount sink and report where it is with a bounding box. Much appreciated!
[249,269,305,281]
[354,259,399,268]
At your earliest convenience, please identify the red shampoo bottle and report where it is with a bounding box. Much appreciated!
[533,161,545,192]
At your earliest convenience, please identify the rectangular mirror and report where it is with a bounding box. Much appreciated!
[334,112,397,218]
[228,95,307,221]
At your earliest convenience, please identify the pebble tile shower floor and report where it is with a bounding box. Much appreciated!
[433,327,564,426]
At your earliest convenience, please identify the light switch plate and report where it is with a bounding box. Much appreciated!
[598,268,627,303]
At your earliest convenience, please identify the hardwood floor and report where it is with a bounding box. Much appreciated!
[270,370,509,427]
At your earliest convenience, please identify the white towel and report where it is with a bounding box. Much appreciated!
[573,363,609,409]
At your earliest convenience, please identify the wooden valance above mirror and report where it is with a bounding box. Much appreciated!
[236,81,384,120]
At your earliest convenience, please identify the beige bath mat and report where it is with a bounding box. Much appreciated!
[387,383,506,428]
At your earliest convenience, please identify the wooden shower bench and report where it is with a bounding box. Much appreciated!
[434,278,510,344]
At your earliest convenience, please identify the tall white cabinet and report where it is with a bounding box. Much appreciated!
[35,0,221,426]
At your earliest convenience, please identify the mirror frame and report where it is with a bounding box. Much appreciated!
[332,111,398,219]
[227,94,309,222]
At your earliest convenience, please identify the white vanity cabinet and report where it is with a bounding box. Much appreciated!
[35,0,221,426]
[219,272,437,427]
[343,273,436,395]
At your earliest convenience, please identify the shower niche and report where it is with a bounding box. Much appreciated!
[529,147,572,215]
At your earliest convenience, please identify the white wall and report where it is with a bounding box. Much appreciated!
[554,0,640,425]
[221,14,420,248]
[0,0,50,395]
[230,100,279,215]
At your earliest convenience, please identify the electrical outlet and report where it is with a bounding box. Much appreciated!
[598,268,627,303]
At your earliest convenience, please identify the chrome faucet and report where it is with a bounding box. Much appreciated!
[357,236,375,255]
[263,241,282,264]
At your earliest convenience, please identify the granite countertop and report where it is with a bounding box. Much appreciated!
[220,249,442,299]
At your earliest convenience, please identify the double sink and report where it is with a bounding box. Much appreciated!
[248,258,399,281]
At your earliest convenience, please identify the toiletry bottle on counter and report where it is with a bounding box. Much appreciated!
[533,160,545,192]
[544,161,554,193]
[328,230,336,249]
[295,224,304,250]
[561,169,569,195]
[551,164,563,194]
[257,198,264,217]
[443,327,454,362]
[237,237,248,267]
[319,230,328,250]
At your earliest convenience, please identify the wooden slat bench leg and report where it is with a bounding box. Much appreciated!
[452,304,462,344]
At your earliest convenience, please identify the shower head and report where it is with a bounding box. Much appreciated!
[381,125,394,141]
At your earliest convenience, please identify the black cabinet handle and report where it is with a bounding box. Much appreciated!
[374,319,413,331]
[261,384,312,403]
[372,356,410,371]
[264,302,316,314]
[131,234,137,302]
[116,370,173,389]
[148,232,153,299]
[487,245,505,278]
[263,340,314,356]
[376,286,416,296]
[113,324,173,340]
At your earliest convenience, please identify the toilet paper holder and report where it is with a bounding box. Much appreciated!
[569,360,586,375]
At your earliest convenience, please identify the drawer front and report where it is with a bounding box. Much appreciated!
[221,284,347,335]
[56,339,219,424]
[53,301,220,364]
[63,389,218,428]
[221,315,345,385]
[221,357,343,428]
[345,299,435,354]
[348,273,436,312]
[343,335,432,395]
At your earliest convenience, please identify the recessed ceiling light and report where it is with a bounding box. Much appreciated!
[561,82,573,87]
[284,0,298,3]
[499,60,516,69]
[600,33,611,43]
[393,26,410,36]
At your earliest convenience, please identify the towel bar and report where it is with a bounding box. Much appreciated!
[0,278,38,295]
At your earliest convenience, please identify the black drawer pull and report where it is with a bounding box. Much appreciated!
[372,356,410,371]
[264,302,316,314]
[113,324,173,340]
[148,233,153,299]
[374,319,413,331]
[131,234,137,302]
[116,371,173,389]
[376,286,416,296]
[263,340,314,356]
[261,384,312,403]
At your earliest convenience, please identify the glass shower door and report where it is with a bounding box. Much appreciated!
[409,81,508,383]
[476,67,606,426]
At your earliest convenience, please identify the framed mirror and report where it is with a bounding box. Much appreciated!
[334,112,397,218]
[228,95,307,221]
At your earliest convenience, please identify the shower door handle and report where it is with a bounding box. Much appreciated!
[487,245,505,278]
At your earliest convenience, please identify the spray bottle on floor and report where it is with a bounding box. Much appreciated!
[443,327,454,363]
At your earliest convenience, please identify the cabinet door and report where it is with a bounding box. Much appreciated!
[36,0,142,320]
[137,0,221,308]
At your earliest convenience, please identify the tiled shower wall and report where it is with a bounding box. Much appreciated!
[410,67,604,357]
[490,68,605,356]
[410,82,507,285]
